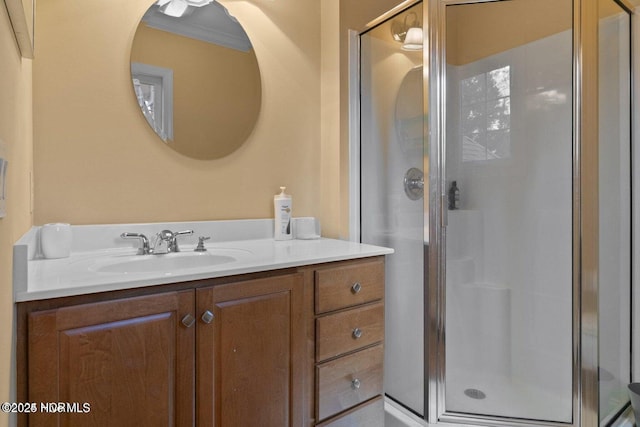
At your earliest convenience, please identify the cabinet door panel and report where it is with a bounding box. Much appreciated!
[197,273,304,427]
[28,291,194,427]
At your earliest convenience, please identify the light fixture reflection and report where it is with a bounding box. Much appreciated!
[163,0,188,17]
[157,0,214,18]
[391,12,423,51]
[402,27,423,51]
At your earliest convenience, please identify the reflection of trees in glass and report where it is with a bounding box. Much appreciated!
[488,66,510,98]
[461,66,511,161]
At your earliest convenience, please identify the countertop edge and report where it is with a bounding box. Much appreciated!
[16,241,394,302]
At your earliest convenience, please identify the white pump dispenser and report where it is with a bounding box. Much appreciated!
[274,187,292,240]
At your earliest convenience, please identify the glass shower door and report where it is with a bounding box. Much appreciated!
[360,1,426,416]
[442,0,574,422]
[597,0,632,424]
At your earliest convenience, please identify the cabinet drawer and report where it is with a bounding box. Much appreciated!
[316,345,383,421]
[316,302,384,362]
[315,259,384,314]
[316,396,384,427]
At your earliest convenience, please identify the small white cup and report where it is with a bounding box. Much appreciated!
[41,223,72,259]
[293,217,321,240]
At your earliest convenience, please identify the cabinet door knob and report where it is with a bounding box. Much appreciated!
[351,282,362,294]
[351,378,361,390]
[352,328,363,339]
[181,314,196,328]
[201,310,215,324]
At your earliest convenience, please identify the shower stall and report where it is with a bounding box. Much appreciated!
[357,0,635,426]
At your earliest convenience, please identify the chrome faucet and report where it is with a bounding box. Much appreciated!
[151,230,173,255]
[151,229,194,254]
[121,229,194,255]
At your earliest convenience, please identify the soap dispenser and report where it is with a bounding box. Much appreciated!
[274,187,293,240]
[448,181,460,210]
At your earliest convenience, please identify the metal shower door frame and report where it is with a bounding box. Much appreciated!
[352,0,635,425]
[424,0,629,426]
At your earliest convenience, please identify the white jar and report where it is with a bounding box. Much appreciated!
[41,223,72,259]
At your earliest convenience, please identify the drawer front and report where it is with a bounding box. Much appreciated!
[316,302,384,362]
[316,396,384,427]
[315,259,384,314]
[316,345,383,421]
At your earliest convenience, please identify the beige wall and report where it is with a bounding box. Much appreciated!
[446,0,572,65]
[31,0,412,239]
[0,2,33,426]
[33,0,323,231]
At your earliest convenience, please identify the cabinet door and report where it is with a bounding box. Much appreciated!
[197,273,305,427]
[28,291,194,427]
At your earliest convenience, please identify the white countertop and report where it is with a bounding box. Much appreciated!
[14,220,393,302]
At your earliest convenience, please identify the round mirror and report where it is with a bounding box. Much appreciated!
[130,0,261,159]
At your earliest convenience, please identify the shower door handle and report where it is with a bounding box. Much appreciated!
[441,194,448,227]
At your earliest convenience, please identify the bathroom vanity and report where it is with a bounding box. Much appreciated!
[13,220,392,427]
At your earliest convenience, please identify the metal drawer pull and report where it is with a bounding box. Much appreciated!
[201,310,215,324]
[351,282,362,294]
[181,314,196,328]
[351,378,361,390]
[352,328,363,339]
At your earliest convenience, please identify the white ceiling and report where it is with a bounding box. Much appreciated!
[142,1,252,52]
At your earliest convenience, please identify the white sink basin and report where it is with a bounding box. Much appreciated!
[90,251,238,274]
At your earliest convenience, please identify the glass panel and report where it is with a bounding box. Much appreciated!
[360,2,426,416]
[598,1,631,424]
[444,0,573,422]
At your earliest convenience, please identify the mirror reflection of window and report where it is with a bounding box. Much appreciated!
[133,78,162,140]
[461,65,511,162]
[131,62,174,143]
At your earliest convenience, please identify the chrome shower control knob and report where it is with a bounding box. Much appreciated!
[351,282,362,294]
[403,167,424,200]
[351,379,361,390]
[201,310,215,324]
[181,314,195,328]
[352,328,363,339]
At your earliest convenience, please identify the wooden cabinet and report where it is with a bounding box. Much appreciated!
[22,273,304,427]
[313,258,385,425]
[316,396,384,427]
[18,257,385,427]
[27,291,194,427]
[196,273,305,427]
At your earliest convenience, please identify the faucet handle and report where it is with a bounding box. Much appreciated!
[121,232,151,255]
[171,229,194,252]
[195,236,211,252]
